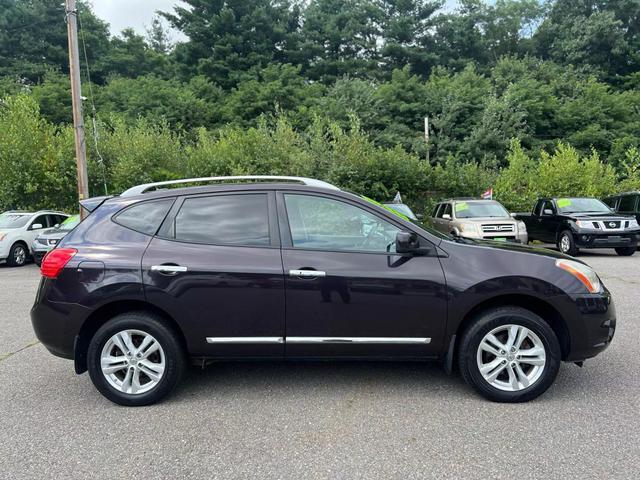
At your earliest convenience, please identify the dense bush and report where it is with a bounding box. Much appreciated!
[0,94,635,216]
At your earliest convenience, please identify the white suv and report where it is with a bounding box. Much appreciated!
[0,211,69,267]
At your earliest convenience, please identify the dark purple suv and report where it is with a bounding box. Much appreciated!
[31,176,616,406]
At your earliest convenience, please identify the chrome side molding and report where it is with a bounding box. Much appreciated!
[151,265,188,273]
[206,337,284,344]
[206,336,430,345]
[286,337,431,344]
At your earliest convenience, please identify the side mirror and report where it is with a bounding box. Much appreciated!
[510,213,517,218]
[30,223,43,230]
[54,224,60,228]
[442,213,451,220]
[396,231,431,255]
[543,209,553,216]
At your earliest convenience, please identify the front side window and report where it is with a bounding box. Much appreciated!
[284,194,401,253]
[115,199,174,235]
[174,194,270,246]
[30,215,49,229]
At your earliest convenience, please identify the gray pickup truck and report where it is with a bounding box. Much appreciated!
[515,197,639,256]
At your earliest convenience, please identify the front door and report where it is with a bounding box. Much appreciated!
[278,192,447,358]
[142,191,285,358]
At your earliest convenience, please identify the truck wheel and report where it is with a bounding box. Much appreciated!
[458,306,561,403]
[614,247,636,256]
[557,230,578,256]
[87,311,186,406]
[7,243,28,267]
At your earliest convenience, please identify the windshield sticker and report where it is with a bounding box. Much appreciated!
[557,198,572,209]
[455,202,469,212]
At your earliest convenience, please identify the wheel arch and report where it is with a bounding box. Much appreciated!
[73,299,187,374]
[448,294,571,370]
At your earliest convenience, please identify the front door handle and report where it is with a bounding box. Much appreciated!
[289,269,326,278]
[151,265,188,275]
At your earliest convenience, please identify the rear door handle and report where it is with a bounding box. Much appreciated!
[151,265,188,274]
[289,269,326,278]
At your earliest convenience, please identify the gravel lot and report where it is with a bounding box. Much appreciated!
[1,249,639,479]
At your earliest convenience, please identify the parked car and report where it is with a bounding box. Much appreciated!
[32,176,615,406]
[515,197,639,256]
[0,210,69,266]
[32,215,81,266]
[430,198,528,243]
[603,191,640,225]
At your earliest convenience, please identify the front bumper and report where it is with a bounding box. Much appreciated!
[461,232,528,244]
[573,230,639,249]
[565,290,616,362]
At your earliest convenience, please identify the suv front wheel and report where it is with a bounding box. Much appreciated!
[87,312,185,406]
[458,306,561,402]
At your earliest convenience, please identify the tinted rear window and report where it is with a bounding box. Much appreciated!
[619,195,638,212]
[174,194,270,246]
[114,199,174,235]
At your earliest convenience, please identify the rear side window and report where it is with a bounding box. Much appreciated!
[618,195,637,213]
[115,199,174,235]
[174,194,270,246]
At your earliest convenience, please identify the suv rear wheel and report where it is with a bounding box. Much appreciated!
[458,306,561,402]
[87,312,185,406]
[614,247,636,256]
[7,242,28,267]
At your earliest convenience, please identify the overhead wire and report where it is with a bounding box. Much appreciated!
[76,8,109,196]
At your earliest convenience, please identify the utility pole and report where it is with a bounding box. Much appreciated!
[65,0,89,212]
[424,116,430,163]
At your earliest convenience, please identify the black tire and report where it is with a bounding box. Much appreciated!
[557,230,578,256]
[87,311,185,406]
[614,247,636,256]
[7,242,28,267]
[458,306,561,403]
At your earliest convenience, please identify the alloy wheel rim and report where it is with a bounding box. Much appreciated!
[100,329,166,395]
[14,246,26,265]
[560,235,570,253]
[476,324,546,392]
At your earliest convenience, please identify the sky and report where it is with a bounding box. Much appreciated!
[90,0,186,39]
[91,0,460,41]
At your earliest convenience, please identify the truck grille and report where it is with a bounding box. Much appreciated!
[603,221,621,229]
[481,224,515,233]
[36,238,48,246]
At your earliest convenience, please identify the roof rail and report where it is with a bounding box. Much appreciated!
[120,176,341,197]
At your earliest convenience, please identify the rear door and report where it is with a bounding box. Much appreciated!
[141,191,285,358]
[278,191,447,359]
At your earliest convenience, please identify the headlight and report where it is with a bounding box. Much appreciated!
[517,221,527,232]
[575,220,594,229]
[555,259,602,293]
[629,219,639,229]
[458,223,478,234]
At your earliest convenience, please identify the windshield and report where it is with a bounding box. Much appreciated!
[58,215,80,231]
[0,214,31,229]
[455,201,509,219]
[556,198,612,214]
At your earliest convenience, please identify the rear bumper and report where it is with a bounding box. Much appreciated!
[565,290,616,362]
[30,281,89,359]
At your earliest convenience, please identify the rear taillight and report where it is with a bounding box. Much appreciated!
[41,248,77,279]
